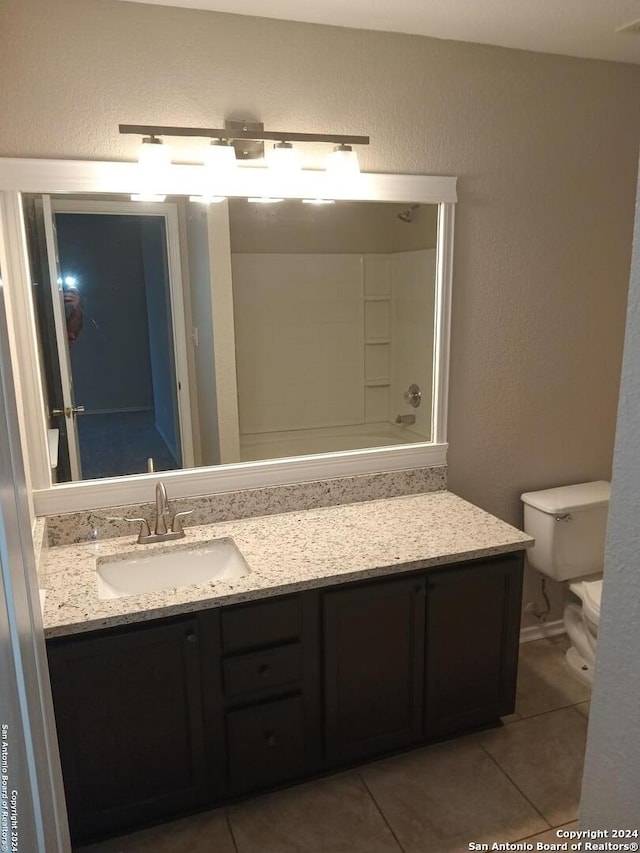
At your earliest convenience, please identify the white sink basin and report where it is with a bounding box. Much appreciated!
[96,538,250,600]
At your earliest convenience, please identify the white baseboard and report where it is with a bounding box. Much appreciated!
[520,619,565,643]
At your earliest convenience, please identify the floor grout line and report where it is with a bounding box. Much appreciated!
[507,700,590,726]
[479,742,552,834]
[224,808,241,853]
[357,770,408,853]
[569,704,591,722]
[518,819,580,842]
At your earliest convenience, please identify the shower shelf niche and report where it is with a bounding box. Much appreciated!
[363,255,392,424]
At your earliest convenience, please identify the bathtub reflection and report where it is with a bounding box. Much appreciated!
[239,422,428,462]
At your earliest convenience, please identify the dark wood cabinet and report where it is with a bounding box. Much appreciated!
[323,575,426,763]
[222,642,303,699]
[424,555,523,738]
[220,596,302,653]
[217,594,319,796]
[226,695,306,790]
[47,552,523,844]
[47,616,209,841]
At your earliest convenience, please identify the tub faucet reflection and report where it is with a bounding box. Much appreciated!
[124,480,194,544]
[395,414,416,426]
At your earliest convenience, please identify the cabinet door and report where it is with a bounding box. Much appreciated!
[425,554,523,739]
[226,695,306,792]
[323,575,425,764]
[47,617,208,843]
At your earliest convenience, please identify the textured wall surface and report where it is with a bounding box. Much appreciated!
[2,0,640,620]
[580,162,640,826]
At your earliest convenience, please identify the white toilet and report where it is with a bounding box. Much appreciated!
[521,480,610,688]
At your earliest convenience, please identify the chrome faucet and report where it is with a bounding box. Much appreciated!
[125,480,194,544]
[154,481,169,536]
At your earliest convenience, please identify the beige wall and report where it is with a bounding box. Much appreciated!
[2,0,640,618]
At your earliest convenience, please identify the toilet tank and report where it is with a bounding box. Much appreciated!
[521,481,610,582]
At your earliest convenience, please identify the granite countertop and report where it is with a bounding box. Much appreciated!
[41,491,533,639]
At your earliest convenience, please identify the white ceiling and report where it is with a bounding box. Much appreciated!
[118,0,640,64]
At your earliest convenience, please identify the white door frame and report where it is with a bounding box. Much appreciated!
[41,196,83,480]
[207,200,241,464]
[0,235,72,850]
[49,199,195,472]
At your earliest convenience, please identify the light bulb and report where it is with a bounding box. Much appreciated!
[133,136,170,202]
[326,144,360,177]
[188,195,226,204]
[202,140,236,172]
[267,142,301,173]
[193,140,236,202]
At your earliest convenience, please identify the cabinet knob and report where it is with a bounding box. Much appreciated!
[264,731,277,747]
[258,664,271,679]
[185,632,197,644]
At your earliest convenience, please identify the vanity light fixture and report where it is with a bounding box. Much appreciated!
[247,197,285,204]
[302,198,335,205]
[120,121,369,198]
[131,135,171,202]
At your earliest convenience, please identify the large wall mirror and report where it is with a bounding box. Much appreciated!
[0,161,456,513]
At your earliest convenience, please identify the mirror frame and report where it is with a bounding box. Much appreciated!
[0,158,456,515]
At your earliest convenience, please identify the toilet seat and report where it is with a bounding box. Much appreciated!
[582,579,602,628]
[569,578,602,630]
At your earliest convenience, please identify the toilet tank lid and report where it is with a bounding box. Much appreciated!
[521,481,611,514]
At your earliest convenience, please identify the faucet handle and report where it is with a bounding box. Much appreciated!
[171,509,194,534]
[124,516,152,542]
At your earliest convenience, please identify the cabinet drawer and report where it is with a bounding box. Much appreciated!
[226,695,305,791]
[221,596,302,653]
[223,642,302,699]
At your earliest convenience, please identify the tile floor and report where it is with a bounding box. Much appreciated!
[78,634,590,853]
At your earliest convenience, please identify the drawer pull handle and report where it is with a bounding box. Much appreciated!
[264,731,277,747]
[185,632,197,644]
[258,664,272,679]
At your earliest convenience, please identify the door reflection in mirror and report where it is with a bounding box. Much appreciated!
[23,198,185,480]
[60,212,182,479]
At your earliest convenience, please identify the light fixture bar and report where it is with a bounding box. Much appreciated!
[119,124,369,146]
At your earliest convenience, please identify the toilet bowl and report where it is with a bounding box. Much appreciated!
[521,481,609,688]
[562,576,603,685]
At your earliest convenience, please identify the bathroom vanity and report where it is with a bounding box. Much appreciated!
[41,491,532,844]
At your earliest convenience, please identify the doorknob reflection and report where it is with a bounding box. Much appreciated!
[51,405,85,418]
